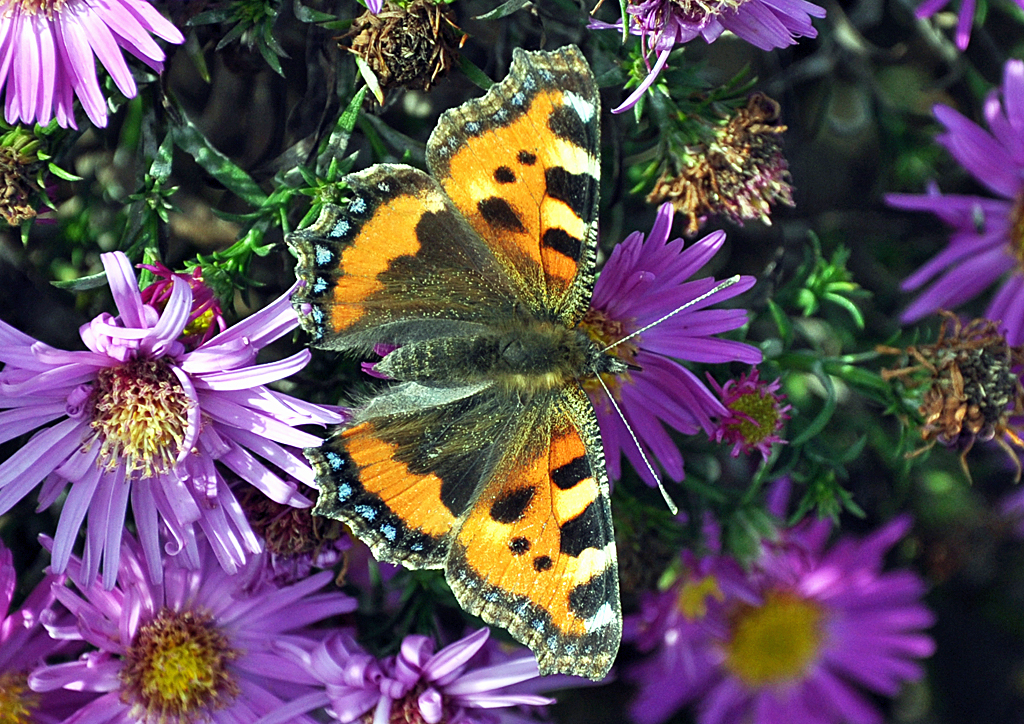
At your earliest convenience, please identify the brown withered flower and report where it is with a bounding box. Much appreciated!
[648,92,794,234]
[880,312,1024,480]
[348,0,461,93]
[0,139,43,226]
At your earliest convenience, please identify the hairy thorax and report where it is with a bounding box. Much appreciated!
[374,318,628,395]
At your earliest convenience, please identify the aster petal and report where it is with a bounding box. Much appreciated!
[54,9,108,127]
[217,426,317,485]
[423,628,490,684]
[90,0,165,64]
[0,402,67,443]
[50,464,104,577]
[142,276,191,357]
[101,252,146,328]
[0,417,90,514]
[78,7,136,98]
[720,0,796,50]
[901,247,1011,322]
[611,47,671,114]
[13,14,40,124]
[216,443,311,506]
[445,656,544,697]
[111,0,184,44]
[194,350,313,390]
[201,394,329,448]
[934,104,1022,197]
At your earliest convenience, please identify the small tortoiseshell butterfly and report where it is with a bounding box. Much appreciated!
[288,45,623,680]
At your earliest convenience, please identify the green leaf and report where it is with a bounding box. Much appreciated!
[293,0,337,22]
[789,365,838,447]
[188,7,236,24]
[318,86,368,179]
[52,270,110,291]
[46,162,82,182]
[170,106,268,207]
[473,0,532,20]
[353,54,385,106]
[458,55,494,92]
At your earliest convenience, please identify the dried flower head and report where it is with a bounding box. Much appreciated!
[881,312,1024,480]
[0,125,50,226]
[648,93,794,234]
[348,0,461,93]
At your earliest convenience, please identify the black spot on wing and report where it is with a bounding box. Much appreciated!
[533,555,553,571]
[494,166,516,184]
[510,537,531,555]
[548,105,590,148]
[568,565,616,620]
[517,150,537,166]
[551,455,590,489]
[478,197,526,233]
[559,500,608,556]
[545,167,596,225]
[490,486,536,523]
[542,228,583,264]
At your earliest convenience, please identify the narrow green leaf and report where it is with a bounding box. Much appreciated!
[52,270,110,291]
[318,86,368,178]
[473,0,532,20]
[789,366,838,447]
[293,0,337,22]
[189,7,236,24]
[353,54,385,105]
[184,32,211,83]
[171,109,268,207]
[47,162,82,182]
[458,55,494,91]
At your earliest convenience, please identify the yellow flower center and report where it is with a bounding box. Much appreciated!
[120,609,239,724]
[182,308,216,341]
[724,591,824,687]
[6,0,68,18]
[725,390,780,447]
[89,358,193,479]
[677,574,724,620]
[0,671,39,724]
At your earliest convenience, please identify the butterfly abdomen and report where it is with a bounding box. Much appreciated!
[374,318,623,395]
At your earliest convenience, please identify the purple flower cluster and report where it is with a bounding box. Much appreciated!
[888,59,1024,344]
[626,487,935,724]
[0,251,344,588]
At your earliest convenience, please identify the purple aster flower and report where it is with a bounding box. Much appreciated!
[0,251,345,589]
[261,627,554,724]
[579,202,762,486]
[589,0,825,112]
[708,367,791,460]
[0,541,95,722]
[627,512,935,724]
[887,59,1024,345]
[29,532,356,724]
[0,0,184,129]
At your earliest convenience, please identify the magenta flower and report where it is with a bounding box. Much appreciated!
[262,627,554,724]
[887,59,1024,344]
[0,251,345,588]
[589,0,824,112]
[0,0,184,128]
[0,541,95,722]
[581,202,761,486]
[140,262,226,349]
[29,533,357,724]
[709,367,791,460]
[627,513,935,724]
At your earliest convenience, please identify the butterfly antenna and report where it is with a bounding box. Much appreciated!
[600,275,743,354]
[595,373,678,516]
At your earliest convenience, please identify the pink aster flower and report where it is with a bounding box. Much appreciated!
[589,0,825,112]
[140,262,226,349]
[262,627,554,724]
[580,202,762,486]
[887,59,1024,345]
[0,541,95,722]
[709,367,791,460]
[0,251,345,589]
[0,0,184,129]
[29,533,357,724]
[627,511,935,724]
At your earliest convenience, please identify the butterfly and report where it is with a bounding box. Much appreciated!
[287,45,623,680]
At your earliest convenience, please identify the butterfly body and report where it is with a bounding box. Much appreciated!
[289,46,622,680]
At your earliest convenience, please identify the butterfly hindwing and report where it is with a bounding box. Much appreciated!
[447,385,621,678]
[426,45,600,326]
